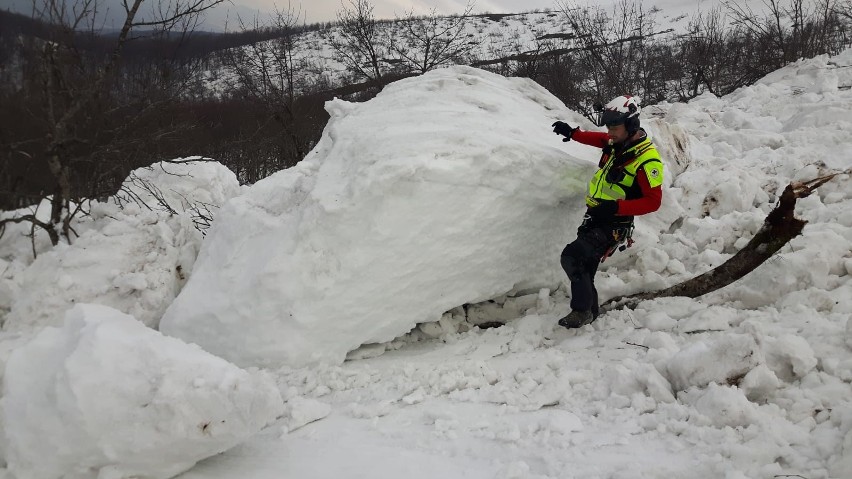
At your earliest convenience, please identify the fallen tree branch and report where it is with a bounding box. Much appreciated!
[603,172,847,312]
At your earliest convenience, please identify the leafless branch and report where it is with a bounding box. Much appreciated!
[392,2,476,74]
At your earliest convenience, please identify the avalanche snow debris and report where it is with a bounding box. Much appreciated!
[2,160,240,333]
[4,209,200,332]
[1,44,851,479]
[181,47,852,479]
[1,304,283,479]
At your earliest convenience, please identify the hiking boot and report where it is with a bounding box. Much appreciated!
[558,310,595,329]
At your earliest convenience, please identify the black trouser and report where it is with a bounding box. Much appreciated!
[560,223,623,317]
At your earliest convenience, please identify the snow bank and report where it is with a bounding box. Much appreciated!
[3,160,240,333]
[1,304,283,479]
[161,66,601,367]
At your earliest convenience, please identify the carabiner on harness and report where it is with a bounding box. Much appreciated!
[600,224,635,263]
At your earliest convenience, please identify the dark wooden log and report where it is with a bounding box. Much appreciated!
[603,173,845,311]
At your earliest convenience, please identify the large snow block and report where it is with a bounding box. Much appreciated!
[1,304,284,479]
[160,66,598,367]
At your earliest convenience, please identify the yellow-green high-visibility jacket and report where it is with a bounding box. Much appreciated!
[578,132,664,220]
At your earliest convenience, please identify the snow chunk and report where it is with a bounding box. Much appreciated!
[645,331,678,352]
[680,383,761,428]
[761,334,818,382]
[636,247,669,274]
[161,66,596,367]
[701,168,762,219]
[639,310,677,331]
[739,364,782,402]
[1,304,284,479]
[601,359,676,405]
[281,396,331,434]
[418,311,465,338]
[677,305,737,334]
[665,334,761,391]
[542,410,584,434]
[113,159,241,212]
[643,119,691,176]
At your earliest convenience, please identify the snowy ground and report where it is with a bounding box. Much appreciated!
[1,47,851,479]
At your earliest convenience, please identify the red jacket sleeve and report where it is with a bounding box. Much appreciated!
[571,129,610,148]
[617,169,662,216]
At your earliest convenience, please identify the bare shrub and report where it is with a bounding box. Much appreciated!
[391,2,476,74]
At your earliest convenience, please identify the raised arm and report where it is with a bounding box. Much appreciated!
[552,121,609,149]
[570,130,610,149]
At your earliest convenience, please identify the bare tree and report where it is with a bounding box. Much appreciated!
[725,0,847,67]
[511,35,559,80]
[674,7,734,99]
[555,0,668,112]
[838,0,852,20]
[330,0,389,81]
[0,0,224,249]
[221,3,321,173]
[390,2,477,75]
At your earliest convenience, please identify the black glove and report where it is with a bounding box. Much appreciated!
[551,121,577,142]
[587,199,618,218]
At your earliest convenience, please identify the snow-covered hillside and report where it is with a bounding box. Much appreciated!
[1,45,851,479]
[205,7,695,95]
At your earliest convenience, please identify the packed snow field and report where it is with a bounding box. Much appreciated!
[1,49,851,479]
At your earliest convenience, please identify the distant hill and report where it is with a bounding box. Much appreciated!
[1,0,270,32]
[0,8,328,61]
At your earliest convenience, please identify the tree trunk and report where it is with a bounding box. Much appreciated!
[603,175,844,311]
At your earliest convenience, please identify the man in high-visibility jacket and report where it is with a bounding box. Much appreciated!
[551,95,664,329]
